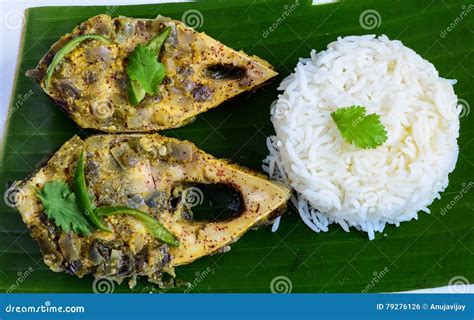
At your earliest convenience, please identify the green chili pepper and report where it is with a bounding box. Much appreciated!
[74,151,110,232]
[95,206,179,247]
[145,26,171,53]
[45,34,111,89]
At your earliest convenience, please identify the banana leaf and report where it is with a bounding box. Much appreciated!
[0,0,473,293]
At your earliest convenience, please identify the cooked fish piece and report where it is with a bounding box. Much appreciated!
[14,134,290,287]
[27,14,277,132]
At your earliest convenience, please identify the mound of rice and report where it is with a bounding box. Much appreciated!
[263,35,460,239]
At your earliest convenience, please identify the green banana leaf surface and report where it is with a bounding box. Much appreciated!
[0,0,473,293]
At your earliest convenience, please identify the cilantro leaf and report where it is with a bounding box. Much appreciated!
[330,106,387,149]
[36,181,93,236]
[126,44,165,95]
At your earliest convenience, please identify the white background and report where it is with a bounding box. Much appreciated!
[0,0,472,294]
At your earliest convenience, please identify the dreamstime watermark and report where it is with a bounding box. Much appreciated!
[440,4,474,38]
[5,267,34,293]
[105,5,120,16]
[271,100,291,119]
[262,0,300,38]
[91,101,114,120]
[181,9,204,28]
[4,185,27,208]
[457,98,470,119]
[361,266,390,293]
[184,267,215,293]
[3,10,25,30]
[351,114,365,128]
[270,275,292,293]
[5,301,85,314]
[360,187,380,208]
[440,181,474,216]
[359,9,381,30]
[448,276,470,293]
[2,89,34,126]
[183,187,204,208]
[92,277,115,294]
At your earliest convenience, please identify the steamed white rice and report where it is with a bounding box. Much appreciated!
[263,35,460,239]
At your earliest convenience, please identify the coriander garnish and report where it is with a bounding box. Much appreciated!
[331,106,387,149]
